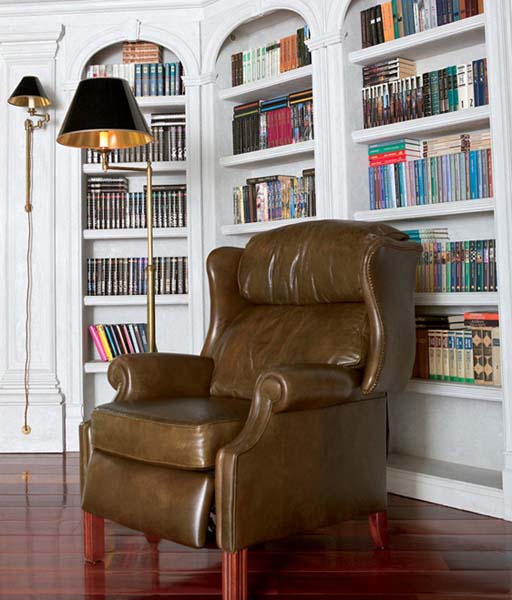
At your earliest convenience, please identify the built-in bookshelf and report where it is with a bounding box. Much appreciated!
[342,0,504,517]
[215,10,316,241]
[80,41,194,415]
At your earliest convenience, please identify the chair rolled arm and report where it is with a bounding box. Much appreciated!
[107,353,214,404]
[255,364,363,414]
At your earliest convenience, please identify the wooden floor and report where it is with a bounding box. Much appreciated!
[1,453,512,599]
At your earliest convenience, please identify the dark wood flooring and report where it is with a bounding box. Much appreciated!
[1,453,512,599]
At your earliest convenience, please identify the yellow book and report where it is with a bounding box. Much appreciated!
[96,324,114,361]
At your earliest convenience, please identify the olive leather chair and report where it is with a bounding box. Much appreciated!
[80,220,420,600]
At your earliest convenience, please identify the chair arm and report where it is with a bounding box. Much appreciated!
[107,353,214,403]
[215,367,386,553]
[256,364,363,414]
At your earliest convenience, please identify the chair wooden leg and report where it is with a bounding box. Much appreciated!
[222,549,247,600]
[83,510,105,564]
[145,534,161,544]
[369,510,388,550]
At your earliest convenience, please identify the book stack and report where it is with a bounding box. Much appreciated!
[86,256,188,296]
[362,59,488,128]
[231,26,311,86]
[86,181,187,230]
[86,113,186,164]
[413,312,501,387]
[232,89,313,154]
[89,322,149,362]
[408,229,498,292]
[232,169,316,224]
[122,41,162,64]
[363,58,416,87]
[85,62,184,97]
[361,1,485,49]
[368,132,493,210]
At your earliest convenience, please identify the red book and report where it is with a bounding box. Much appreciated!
[88,325,108,362]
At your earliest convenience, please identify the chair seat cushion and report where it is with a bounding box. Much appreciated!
[91,397,251,470]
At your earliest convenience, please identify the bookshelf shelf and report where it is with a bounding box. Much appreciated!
[220,140,314,168]
[349,14,486,66]
[221,216,317,236]
[84,361,109,374]
[354,198,494,222]
[83,227,188,240]
[406,379,503,403]
[352,106,491,145]
[136,95,186,109]
[415,292,499,306]
[387,453,504,518]
[219,65,313,103]
[83,161,187,175]
[83,295,189,306]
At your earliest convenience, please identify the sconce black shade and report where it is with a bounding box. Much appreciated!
[8,76,51,108]
[57,77,152,149]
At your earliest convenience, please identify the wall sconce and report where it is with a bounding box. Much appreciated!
[8,76,52,435]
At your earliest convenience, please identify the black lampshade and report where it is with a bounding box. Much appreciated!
[8,76,51,108]
[57,78,153,149]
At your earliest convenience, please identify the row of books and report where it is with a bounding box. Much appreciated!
[89,323,149,362]
[86,186,187,230]
[85,62,184,97]
[409,231,498,293]
[362,59,488,128]
[85,113,186,164]
[413,312,500,387]
[231,26,311,87]
[233,89,313,154]
[361,0,484,49]
[363,57,416,87]
[122,41,162,64]
[232,169,316,225]
[86,256,188,296]
[369,149,493,209]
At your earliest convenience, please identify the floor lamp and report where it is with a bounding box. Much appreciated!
[57,78,157,351]
[8,76,52,435]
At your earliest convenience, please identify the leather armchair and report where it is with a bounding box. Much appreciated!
[80,220,421,599]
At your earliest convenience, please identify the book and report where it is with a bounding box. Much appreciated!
[89,323,149,362]
[360,0,485,48]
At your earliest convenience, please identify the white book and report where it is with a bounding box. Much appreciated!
[457,64,468,110]
[251,48,257,82]
[424,0,431,30]
[413,1,420,32]
[261,46,266,80]
[430,0,438,28]
[466,63,475,108]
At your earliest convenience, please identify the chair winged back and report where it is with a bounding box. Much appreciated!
[203,220,421,399]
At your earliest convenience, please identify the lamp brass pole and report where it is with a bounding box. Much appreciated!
[8,76,52,435]
[99,154,156,352]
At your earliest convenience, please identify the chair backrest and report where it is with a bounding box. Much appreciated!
[202,220,421,398]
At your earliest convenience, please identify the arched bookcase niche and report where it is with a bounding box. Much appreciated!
[212,8,317,242]
[78,38,198,418]
[334,0,506,518]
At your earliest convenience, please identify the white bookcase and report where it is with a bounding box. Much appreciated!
[213,10,316,243]
[80,42,194,416]
[341,0,504,517]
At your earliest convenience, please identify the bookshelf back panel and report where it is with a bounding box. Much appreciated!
[389,392,504,471]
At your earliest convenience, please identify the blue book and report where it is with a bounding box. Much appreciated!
[452,0,460,21]
[417,159,424,204]
[176,62,182,95]
[369,168,376,210]
[469,150,478,199]
[134,64,142,97]
[156,63,164,96]
[149,63,158,96]
[402,0,412,35]
[450,241,457,292]
[379,166,386,209]
[477,150,484,199]
[170,62,176,95]
[142,64,150,96]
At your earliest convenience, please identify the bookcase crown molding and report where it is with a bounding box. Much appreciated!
[306,30,344,51]
[0,25,63,60]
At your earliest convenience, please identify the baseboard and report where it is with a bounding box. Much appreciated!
[387,465,505,519]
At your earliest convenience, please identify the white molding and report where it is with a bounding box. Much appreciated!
[415,292,499,306]
[349,14,485,66]
[306,30,344,51]
[405,379,503,403]
[387,461,504,519]
[354,198,495,222]
[219,65,312,103]
[83,227,188,240]
[220,140,314,167]
[222,216,317,236]
[84,361,109,374]
[352,106,491,144]
[84,294,189,306]
[83,161,187,175]
[183,73,217,87]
